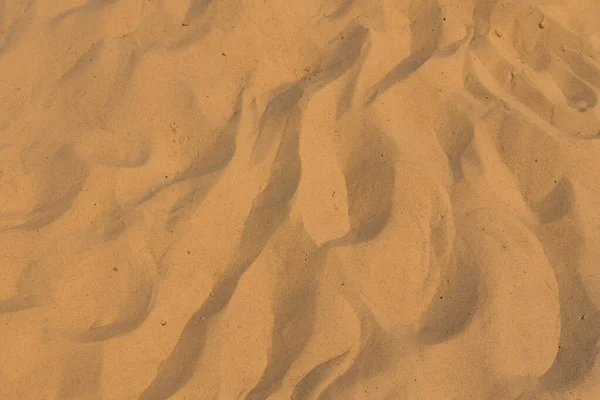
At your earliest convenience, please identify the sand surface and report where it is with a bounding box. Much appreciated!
[1,0,600,399]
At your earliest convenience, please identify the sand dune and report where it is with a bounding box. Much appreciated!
[2,0,600,398]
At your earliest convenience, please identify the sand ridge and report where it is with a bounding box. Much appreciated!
[1,0,600,398]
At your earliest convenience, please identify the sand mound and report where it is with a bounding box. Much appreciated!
[1,0,600,398]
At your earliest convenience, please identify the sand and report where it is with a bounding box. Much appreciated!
[1,0,600,398]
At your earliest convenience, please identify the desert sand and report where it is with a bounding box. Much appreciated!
[1,0,600,399]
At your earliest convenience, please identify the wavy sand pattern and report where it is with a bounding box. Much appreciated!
[1,0,600,398]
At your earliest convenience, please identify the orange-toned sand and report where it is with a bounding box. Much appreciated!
[2,0,600,399]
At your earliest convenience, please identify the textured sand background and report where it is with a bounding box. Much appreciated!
[2,0,600,399]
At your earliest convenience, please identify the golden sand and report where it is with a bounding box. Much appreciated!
[1,0,600,398]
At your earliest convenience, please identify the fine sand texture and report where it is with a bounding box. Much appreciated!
[2,0,600,399]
